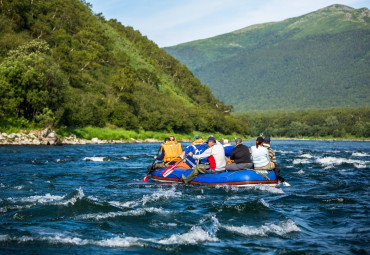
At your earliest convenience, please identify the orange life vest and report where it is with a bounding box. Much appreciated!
[191,139,204,145]
[162,141,183,162]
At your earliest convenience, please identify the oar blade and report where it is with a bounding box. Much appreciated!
[162,165,176,177]
[141,175,149,182]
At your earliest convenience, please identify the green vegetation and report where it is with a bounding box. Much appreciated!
[243,107,370,139]
[57,127,241,142]
[165,5,370,112]
[0,0,247,135]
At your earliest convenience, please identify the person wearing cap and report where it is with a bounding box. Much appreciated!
[263,136,285,182]
[182,136,226,184]
[251,137,274,169]
[226,138,253,170]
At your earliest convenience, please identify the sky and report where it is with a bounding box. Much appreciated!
[87,0,370,47]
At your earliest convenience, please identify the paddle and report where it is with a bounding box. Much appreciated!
[141,146,162,182]
[162,143,206,177]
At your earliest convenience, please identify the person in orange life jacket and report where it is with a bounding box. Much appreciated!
[263,136,285,182]
[225,138,253,170]
[182,136,226,184]
[147,137,182,171]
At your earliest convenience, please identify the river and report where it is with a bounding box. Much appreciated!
[0,140,369,254]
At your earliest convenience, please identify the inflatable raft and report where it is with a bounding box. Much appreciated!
[151,168,278,186]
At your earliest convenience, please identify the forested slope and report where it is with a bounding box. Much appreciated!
[165,5,370,112]
[0,0,245,134]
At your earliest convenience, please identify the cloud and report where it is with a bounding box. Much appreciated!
[88,0,370,47]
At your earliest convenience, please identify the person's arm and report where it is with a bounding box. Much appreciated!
[193,147,212,160]
[156,147,165,160]
[229,148,235,161]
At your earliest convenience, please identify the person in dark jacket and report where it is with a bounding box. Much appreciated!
[225,138,253,170]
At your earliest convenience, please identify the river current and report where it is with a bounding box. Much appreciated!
[0,140,369,254]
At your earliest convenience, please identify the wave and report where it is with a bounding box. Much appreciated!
[299,153,314,159]
[253,184,284,194]
[6,188,85,207]
[352,152,369,157]
[219,219,300,237]
[293,170,305,175]
[157,226,219,245]
[316,157,368,169]
[77,207,171,220]
[293,158,310,165]
[83,157,107,162]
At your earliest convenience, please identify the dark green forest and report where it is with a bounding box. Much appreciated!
[165,5,370,112]
[0,0,245,134]
[244,108,370,138]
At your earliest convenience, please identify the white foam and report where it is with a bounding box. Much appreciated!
[55,187,85,206]
[16,193,64,204]
[300,153,313,159]
[0,183,5,188]
[293,170,305,175]
[109,200,137,208]
[96,236,141,247]
[293,158,310,165]
[254,184,284,194]
[0,235,9,241]
[316,157,368,169]
[78,207,169,220]
[141,186,182,205]
[158,226,218,245]
[83,156,106,162]
[14,185,24,190]
[258,198,269,207]
[121,156,129,160]
[352,152,369,157]
[221,219,300,237]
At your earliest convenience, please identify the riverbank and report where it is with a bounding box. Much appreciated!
[0,127,368,146]
[0,127,240,146]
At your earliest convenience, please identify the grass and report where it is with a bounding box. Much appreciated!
[56,126,245,142]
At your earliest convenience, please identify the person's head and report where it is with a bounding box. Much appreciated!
[206,136,216,147]
[193,134,200,141]
[264,136,271,144]
[223,139,229,144]
[164,137,171,143]
[235,138,243,145]
[256,136,264,148]
[169,136,176,142]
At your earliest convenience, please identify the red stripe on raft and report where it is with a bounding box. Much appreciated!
[151,175,278,185]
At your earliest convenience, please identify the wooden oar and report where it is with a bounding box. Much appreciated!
[141,146,162,182]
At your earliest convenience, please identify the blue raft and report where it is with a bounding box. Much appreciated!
[151,168,278,186]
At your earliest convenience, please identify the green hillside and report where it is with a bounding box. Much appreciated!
[0,0,246,134]
[165,5,370,112]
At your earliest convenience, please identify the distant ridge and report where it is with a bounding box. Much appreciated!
[165,4,370,112]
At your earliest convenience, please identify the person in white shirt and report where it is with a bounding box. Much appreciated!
[251,137,275,169]
[182,136,226,184]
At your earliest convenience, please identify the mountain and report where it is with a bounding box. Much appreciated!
[0,0,246,134]
[164,5,370,112]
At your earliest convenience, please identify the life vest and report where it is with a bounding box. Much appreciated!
[184,143,208,168]
[162,141,182,162]
[191,139,204,145]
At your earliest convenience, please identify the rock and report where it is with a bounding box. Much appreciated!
[91,137,99,144]
[38,128,62,145]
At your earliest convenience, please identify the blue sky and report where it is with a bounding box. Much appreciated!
[87,0,370,47]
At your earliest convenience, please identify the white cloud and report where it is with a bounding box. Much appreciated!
[88,0,370,47]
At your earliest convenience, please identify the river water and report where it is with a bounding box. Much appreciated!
[0,140,369,254]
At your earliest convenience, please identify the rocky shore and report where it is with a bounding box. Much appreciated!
[0,128,162,146]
